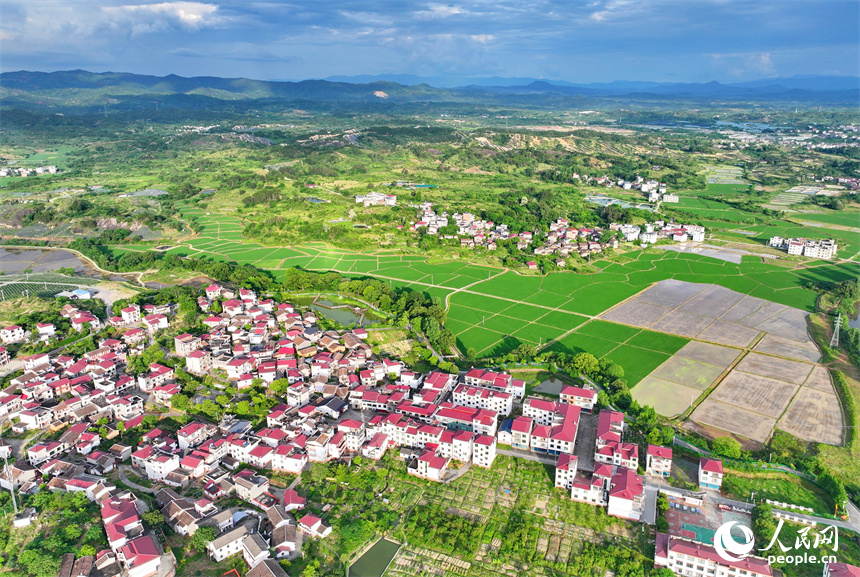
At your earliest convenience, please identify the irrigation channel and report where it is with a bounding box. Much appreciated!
[348,538,401,577]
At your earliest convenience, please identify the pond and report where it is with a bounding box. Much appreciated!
[849,311,860,330]
[349,538,401,577]
[533,378,565,395]
[295,296,382,327]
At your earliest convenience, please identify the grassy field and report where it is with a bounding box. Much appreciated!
[790,209,860,229]
[721,471,833,515]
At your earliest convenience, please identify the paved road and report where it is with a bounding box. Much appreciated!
[645,478,859,533]
[497,448,558,466]
[118,465,157,495]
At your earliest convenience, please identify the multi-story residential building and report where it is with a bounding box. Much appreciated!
[463,369,526,398]
[699,457,723,489]
[208,525,250,562]
[145,454,180,482]
[607,467,644,521]
[554,453,578,489]
[595,410,624,448]
[452,385,513,416]
[595,441,639,469]
[646,445,673,477]
[823,563,860,577]
[655,533,772,577]
[472,434,497,468]
[559,385,597,411]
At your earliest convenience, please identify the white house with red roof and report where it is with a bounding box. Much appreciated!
[554,453,579,489]
[283,488,306,512]
[607,467,644,521]
[27,440,68,464]
[138,363,174,391]
[410,449,449,482]
[463,368,526,398]
[205,284,223,300]
[595,410,624,448]
[272,445,307,475]
[0,325,24,343]
[143,314,169,332]
[35,322,55,340]
[361,433,389,460]
[177,422,212,450]
[655,532,772,577]
[824,563,860,577]
[75,431,101,455]
[570,464,611,506]
[646,445,672,477]
[185,349,212,375]
[121,305,141,324]
[144,453,180,482]
[118,534,162,577]
[559,385,597,411]
[152,383,181,405]
[453,384,513,416]
[595,441,639,469]
[298,514,332,538]
[699,457,723,489]
[472,434,497,467]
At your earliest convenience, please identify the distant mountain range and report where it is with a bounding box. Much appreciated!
[325,73,860,92]
[1,69,857,113]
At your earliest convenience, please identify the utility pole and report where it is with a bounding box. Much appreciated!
[4,456,18,515]
[830,313,842,348]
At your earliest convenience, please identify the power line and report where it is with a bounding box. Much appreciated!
[830,313,842,349]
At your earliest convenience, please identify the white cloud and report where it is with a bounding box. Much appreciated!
[710,51,778,77]
[470,34,494,43]
[338,10,393,26]
[102,2,223,35]
[415,4,466,19]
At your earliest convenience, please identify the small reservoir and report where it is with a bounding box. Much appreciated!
[349,538,401,577]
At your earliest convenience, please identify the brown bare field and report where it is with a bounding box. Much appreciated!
[602,281,813,348]
[675,341,741,367]
[754,334,821,363]
[729,299,788,326]
[601,300,670,327]
[651,357,725,390]
[803,366,835,393]
[755,308,811,341]
[778,387,844,445]
[691,399,777,443]
[697,321,760,348]
[678,284,745,317]
[734,353,814,385]
[650,310,715,337]
[636,279,706,308]
[710,371,799,418]
[632,377,700,417]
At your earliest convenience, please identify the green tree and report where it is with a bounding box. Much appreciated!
[142,510,164,527]
[171,394,190,411]
[189,526,217,552]
[751,503,776,549]
[572,352,600,375]
[79,545,97,557]
[18,550,61,577]
[712,437,742,459]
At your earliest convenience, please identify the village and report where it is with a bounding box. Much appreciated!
[412,201,706,262]
[0,281,852,577]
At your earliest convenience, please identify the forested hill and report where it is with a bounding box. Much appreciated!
[1,70,857,113]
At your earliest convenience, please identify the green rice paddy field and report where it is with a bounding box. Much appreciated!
[104,203,860,379]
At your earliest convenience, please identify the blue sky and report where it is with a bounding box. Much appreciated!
[1,0,857,83]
